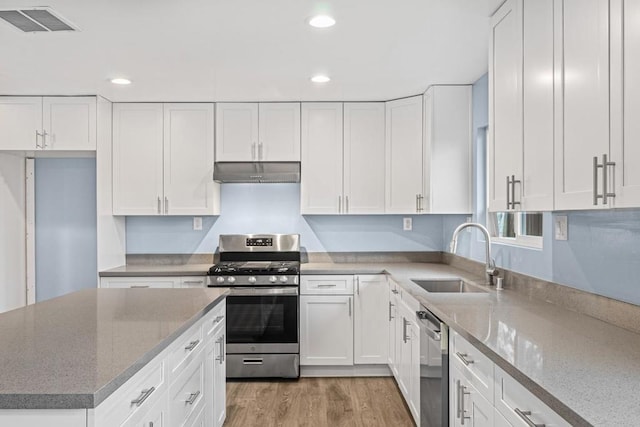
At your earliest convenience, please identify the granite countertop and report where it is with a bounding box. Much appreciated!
[0,288,227,409]
[98,261,640,425]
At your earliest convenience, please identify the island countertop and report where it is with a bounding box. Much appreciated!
[0,288,227,409]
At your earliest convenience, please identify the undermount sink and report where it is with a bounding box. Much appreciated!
[411,278,488,294]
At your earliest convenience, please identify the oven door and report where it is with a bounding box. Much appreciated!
[226,287,299,354]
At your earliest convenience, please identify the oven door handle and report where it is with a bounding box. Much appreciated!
[229,287,299,296]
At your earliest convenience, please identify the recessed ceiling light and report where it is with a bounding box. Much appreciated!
[111,78,131,85]
[308,15,336,28]
[311,75,331,83]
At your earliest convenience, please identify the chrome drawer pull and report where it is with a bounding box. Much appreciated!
[456,352,474,366]
[130,285,150,289]
[213,315,224,324]
[185,390,200,405]
[515,408,546,427]
[185,339,200,351]
[460,383,470,425]
[391,289,399,294]
[243,358,263,365]
[316,284,337,287]
[131,387,155,407]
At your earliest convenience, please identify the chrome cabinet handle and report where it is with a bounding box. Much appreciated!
[402,318,409,343]
[602,154,616,205]
[164,197,168,214]
[42,130,48,148]
[251,142,256,160]
[316,283,337,288]
[131,387,155,407]
[456,380,462,419]
[506,175,511,209]
[35,130,43,148]
[213,315,224,324]
[185,339,200,351]
[130,285,150,288]
[456,352,474,366]
[356,277,360,295]
[185,390,201,405]
[221,334,225,362]
[391,289,399,295]
[460,382,470,425]
[388,301,394,321]
[183,280,203,285]
[338,195,342,213]
[243,357,263,365]
[593,156,603,205]
[511,175,521,209]
[215,336,225,363]
[345,195,349,213]
[258,142,263,160]
[348,297,352,317]
[515,408,546,427]
[157,197,161,214]
[416,194,420,212]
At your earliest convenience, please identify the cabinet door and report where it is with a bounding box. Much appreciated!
[408,319,420,424]
[489,0,523,212]
[388,289,398,375]
[136,392,167,427]
[353,275,388,364]
[205,324,226,427]
[258,103,300,161]
[100,276,179,289]
[163,103,218,216]
[521,0,555,211]
[450,367,494,427]
[215,103,258,161]
[343,103,385,214]
[300,295,353,365]
[613,0,640,207]
[554,0,610,210]
[425,86,473,214]
[42,97,96,150]
[0,97,41,150]
[300,103,344,214]
[385,95,423,214]
[113,103,164,215]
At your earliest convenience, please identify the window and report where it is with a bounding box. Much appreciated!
[489,212,543,248]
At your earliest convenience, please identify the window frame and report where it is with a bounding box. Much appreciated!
[489,212,544,249]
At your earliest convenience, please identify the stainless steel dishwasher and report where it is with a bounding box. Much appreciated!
[417,307,449,427]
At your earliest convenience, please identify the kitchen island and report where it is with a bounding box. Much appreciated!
[0,287,227,426]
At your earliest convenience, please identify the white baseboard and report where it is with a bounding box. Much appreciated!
[300,364,392,377]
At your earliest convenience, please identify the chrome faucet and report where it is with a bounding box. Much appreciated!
[449,223,498,286]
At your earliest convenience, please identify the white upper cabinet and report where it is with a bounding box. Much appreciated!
[385,96,424,214]
[163,103,217,215]
[424,86,472,214]
[216,102,300,162]
[489,0,557,212]
[0,96,95,151]
[554,0,611,210]
[343,103,386,214]
[489,0,523,212]
[113,103,164,216]
[113,103,219,216]
[258,103,300,161]
[611,0,640,207]
[300,103,344,214]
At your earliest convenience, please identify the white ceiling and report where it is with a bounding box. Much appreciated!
[0,0,503,102]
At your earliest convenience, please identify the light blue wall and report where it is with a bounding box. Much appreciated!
[126,184,465,254]
[35,158,97,301]
[468,74,640,306]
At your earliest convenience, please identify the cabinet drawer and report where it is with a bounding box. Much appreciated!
[169,322,204,376]
[204,301,226,339]
[450,330,494,402]
[181,277,207,288]
[170,355,205,427]
[301,275,354,295]
[103,360,166,427]
[495,366,570,427]
[100,277,178,289]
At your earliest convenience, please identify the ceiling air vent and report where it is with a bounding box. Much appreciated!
[0,8,78,33]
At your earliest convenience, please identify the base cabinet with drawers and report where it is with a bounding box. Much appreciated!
[100,276,207,289]
[449,330,570,427]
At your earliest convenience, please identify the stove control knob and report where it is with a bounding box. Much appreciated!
[216,277,225,284]
[279,276,288,283]
[227,277,236,284]
[248,276,257,284]
[269,276,277,283]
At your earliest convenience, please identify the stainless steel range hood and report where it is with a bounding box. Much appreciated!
[213,161,301,183]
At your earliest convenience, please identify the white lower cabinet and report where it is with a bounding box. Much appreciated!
[99,276,207,289]
[300,294,354,365]
[353,275,388,364]
[450,330,569,427]
[204,303,226,427]
[395,295,420,424]
[387,282,399,375]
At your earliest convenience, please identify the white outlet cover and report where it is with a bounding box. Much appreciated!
[193,217,203,231]
[403,217,412,231]
[554,215,568,240]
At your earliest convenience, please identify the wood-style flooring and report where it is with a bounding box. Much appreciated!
[224,377,415,427]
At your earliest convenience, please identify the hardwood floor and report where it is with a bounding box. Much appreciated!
[224,377,415,427]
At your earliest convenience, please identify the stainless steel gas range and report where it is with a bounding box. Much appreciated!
[207,234,300,379]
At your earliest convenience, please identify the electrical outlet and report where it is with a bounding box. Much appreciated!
[403,218,412,231]
[554,215,568,240]
[193,217,203,231]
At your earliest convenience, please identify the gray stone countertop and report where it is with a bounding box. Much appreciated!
[100,263,212,277]
[340,262,638,427]
[0,288,227,409]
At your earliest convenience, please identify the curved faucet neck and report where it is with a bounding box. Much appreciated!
[449,222,497,285]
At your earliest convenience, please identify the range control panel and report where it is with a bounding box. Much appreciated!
[246,237,273,247]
